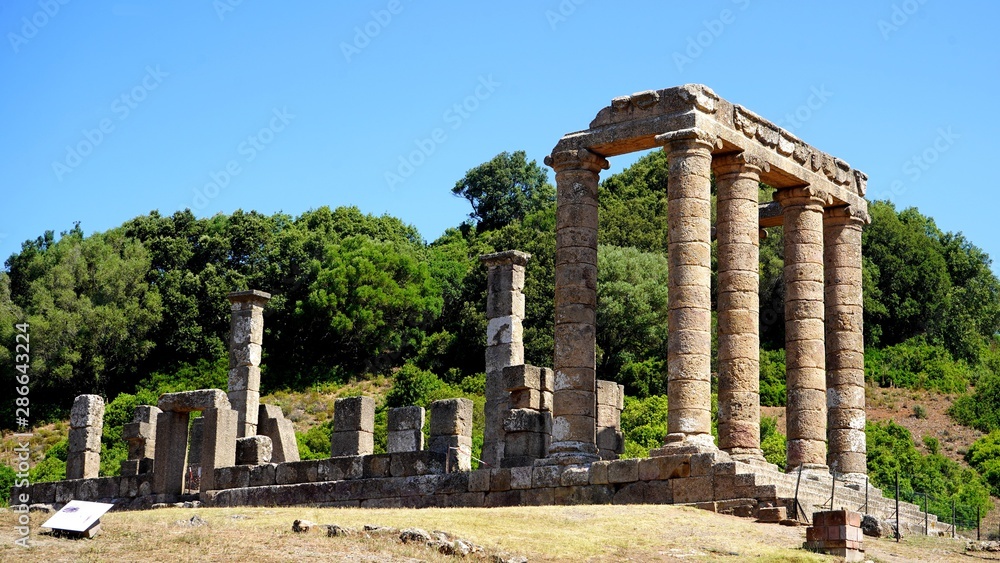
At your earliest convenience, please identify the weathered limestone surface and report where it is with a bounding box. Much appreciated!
[596,380,624,460]
[387,406,425,454]
[824,206,869,477]
[67,394,104,480]
[157,389,231,413]
[152,410,190,495]
[501,364,552,467]
[201,408,239,492]
[258,404,300,463]
[543,148,609,464]
[714,152,766,462]
[659,128,717,451]
[480,250,530,468]
[228,289,271,438]
[430,398,473,471]
[331,397,375,457]
[236,435,273,466]
[775,186,831,471]
[122,405,159,476]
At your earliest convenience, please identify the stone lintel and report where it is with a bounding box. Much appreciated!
[158,389,231,413]
[550,84,867,213]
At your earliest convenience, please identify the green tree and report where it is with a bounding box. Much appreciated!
[452,150,553,232]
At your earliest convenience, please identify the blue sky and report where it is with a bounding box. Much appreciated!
[2,1,998,274]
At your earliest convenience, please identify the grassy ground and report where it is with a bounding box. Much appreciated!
[0,503,986,562]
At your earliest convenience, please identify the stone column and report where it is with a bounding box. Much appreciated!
[715,153,768,462]
[67,395,104,479]
[824,206,869,477]
[200,407,239,492]
[543,148,609,464]
[227,289,271,438]
[596,380,625,460]
[658,128,717,451]
[121,405,160,476]
[388,406,425,453]
[774,186,831,471]
[480,250,530,468]
[152,411,190,495]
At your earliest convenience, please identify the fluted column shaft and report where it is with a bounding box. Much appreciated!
[824,206,868,477]
[661,129,716,450]
[715,153,766,460]
[543,148,609,463]
[774,186,830,470]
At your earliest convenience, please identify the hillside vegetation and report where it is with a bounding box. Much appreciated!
[2,150,999,528]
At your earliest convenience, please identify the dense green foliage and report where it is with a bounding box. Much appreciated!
[966,431,1000,496]
[949,342,1000,431]
[760,416,786,470]
[866,420,991,525]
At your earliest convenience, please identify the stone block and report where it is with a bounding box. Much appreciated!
[133,404,161,424]
[227,365,261,392]
[503,409,548,433]
[363,454,391,479]
[387,429,423,453]
[509,388,542,409]
[158,389,230,413]
[429,398,473,436]
[258,412,300,463]
[589,460,610,485]
[469,469,491,492]
[70,394,105,429]
[68,427,102,453]
[138,458,154,474]
[490,468,512,491]
[597,379,619,407]
[215,465,250,490]
[236,435,273,465]
[389,451,446,477]
[388,405,425,431]
[502,364,541,392]
[509,466,533,489]
[327,456,364,480]
[428,434,472,472]
[607,458,639,484]
[123,421,154,441]
[613,481,648,504]
[331,430,374,457]
[560,465,591,487]
[120,459,140,476]
[250,463,277,487]
[596,427,623,453]
[200,407,239,492]
[639,455,691,481]
[758,506,787,523]
[522,487,555,506]
[333,396,375,433]
[228,389,260,438]
[66,451,100,480]
[532,465,563,488]
[153,410,190,495]
[646,480,673,503]
[502,432,547,460]
[672,476,715,503]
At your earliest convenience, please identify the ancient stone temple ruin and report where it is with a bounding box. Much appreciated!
[11,84,945,535]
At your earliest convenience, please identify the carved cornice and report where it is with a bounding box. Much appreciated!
[654,127,721,151]
[773,185,832,207]
[825,205,871,226]
[544,148,610,173]
[713,151,771,176]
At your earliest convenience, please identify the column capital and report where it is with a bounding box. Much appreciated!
[228,289,272,308]
[655,127,721,152]
[824,204,870,226]
[773,185,831,208]
[480,250,531,268]
[544,148,609,173]
[713,151,770,177]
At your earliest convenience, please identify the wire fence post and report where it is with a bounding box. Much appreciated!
[952,499,956,539]
[923,493,928,536]
[895,471,901,543]
[978,505,981,541]
[864,476,869,516]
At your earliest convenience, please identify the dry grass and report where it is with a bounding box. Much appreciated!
[0,503,984,562]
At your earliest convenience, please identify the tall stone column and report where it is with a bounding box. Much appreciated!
[774,186,831,471]
[715,152,767,461]
[480,250,530,468]
[227,289,271,438]
[542,148,609,464]
[658,128,717,451]
[824,205,869,477]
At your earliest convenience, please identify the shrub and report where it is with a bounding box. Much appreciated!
[913,404,928,419]
[620,395,668,458]
[0,464,15,507]
[759,349,786,407]
[865,337,972,393]
[760,416,786,470]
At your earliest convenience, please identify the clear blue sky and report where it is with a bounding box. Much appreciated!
[2,1,998,274]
